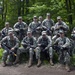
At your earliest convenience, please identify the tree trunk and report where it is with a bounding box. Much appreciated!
[18,0,21,16]
[65,0,72,24]
[68,0,72,24]
[26,0,29,14]
[22,0,25,16]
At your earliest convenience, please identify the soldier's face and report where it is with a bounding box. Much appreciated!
[9,33,14,40]
[39,18,43,21]
[5,24,9,28]
[18,19,22,23]
[42,34,46,38]
[27,33,32,37]
[47,15,50,19]
[33,18,38,22]
[57,19,62,22]
[60,33,64,37]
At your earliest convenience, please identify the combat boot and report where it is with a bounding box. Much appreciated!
[65,64,70,72]
[2,62,7,67]
[37,59,41,67]
[28,58,32,67]
[13,56,19,65]
[50,59,54,66]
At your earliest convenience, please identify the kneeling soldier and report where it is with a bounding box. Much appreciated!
[0,30,19,67]
[14,31,36,67]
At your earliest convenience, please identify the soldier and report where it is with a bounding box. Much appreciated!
[14,31,36,67]
[36,16,43,37]
[35,31,53,67]
[52,33,60,54]
[0,30,19,67]
[54,16,69,35]
[38,16,43,25]
[28,16,40,37]
[1,22,13,38]
[53,30,71,72]
[52,33,60,42]
[14,16,27,41]
[42,13,54,35]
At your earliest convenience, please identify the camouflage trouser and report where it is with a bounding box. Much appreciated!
[17,47,34,59]
[59,50,70,64]
[2,50,9,62]
[2,50,15,62]
[35,47,53,59]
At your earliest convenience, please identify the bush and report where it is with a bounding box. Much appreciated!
[0,48,3,61]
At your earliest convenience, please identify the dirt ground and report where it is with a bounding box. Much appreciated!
[0,63,75,75]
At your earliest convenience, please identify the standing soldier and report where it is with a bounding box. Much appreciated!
[38,16,43,25]
[28,16,40,37]
[42,13,54,35]
[54,16,69,35]
[14,31,36,67]
[1,22,13,38]
[14,16,27,41]
[35,31,53,67]
[53,30,71,72]
[36,16,43,37]
[0,30,19,67]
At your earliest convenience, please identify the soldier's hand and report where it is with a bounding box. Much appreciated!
[14,28,19,31]
[45,47,48,50]
[38,44,41,47]
[11,48,14,51]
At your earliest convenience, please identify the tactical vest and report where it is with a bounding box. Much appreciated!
[40,37,48,47]
[25,37,34,45]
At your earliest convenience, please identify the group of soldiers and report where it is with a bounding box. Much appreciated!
[0,13,75,72]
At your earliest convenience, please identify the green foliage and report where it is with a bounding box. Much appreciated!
[0,0,74,29]
[71,54,75,66]
[0,48,3,59]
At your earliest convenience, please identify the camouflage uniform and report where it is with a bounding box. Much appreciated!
[17,36,36,59]
[42,18,54,29]
[38,16,43,25]
[54,36,70,64]
[35,34,53,65]
[14,21,27,41]
[0,35,19,64]
[1,27,13,38]
[28,21,40,37]
[13,31,36,67]
[42,18,54,35]
[36,16,43,36]
[54,16,69,35]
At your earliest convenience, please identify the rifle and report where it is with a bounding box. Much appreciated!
[1,43,17,56]
[22,40,35,50]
